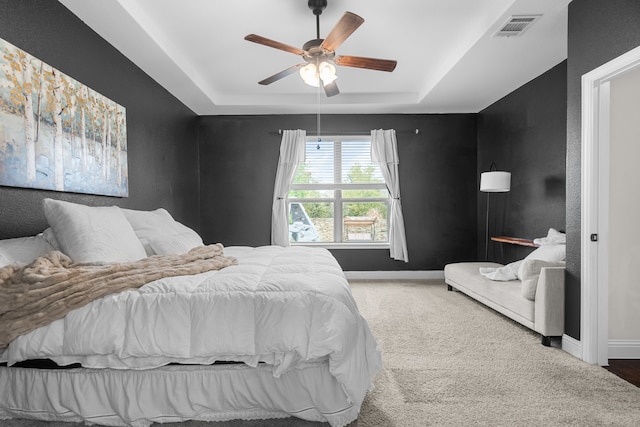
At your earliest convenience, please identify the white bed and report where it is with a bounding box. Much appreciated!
[0,199,381,426]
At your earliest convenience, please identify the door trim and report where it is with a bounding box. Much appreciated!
[581,45,640,365]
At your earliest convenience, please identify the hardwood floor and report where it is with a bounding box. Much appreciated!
[605,359,640,387]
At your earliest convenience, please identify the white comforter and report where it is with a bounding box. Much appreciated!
[1,245,381,406]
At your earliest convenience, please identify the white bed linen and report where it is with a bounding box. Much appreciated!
[0,361,357,427]
[1,245,381,422]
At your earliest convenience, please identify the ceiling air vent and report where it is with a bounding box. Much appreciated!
[493,15,541,37]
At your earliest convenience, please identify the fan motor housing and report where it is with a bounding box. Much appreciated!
[302,38,335,62]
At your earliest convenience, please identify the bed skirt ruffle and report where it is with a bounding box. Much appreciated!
[0,361,359,427]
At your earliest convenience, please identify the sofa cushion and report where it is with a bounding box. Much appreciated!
[444,262,534,324]
[520,259,566,300]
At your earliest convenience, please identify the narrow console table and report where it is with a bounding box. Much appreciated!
[491,236,539,247]
[491,236,539,263]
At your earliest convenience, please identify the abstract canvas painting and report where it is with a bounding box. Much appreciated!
[0,37,128,197]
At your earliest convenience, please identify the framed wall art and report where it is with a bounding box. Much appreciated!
[0,37,128,197]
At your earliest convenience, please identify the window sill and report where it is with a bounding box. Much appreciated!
[291,242,390,250]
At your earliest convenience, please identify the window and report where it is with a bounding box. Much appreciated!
[287,136,389,246]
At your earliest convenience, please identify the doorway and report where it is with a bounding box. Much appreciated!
[581,45,640,365]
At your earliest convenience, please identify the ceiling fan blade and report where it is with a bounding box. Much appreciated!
[334,55,397,72]
[244,34,304,56]
[258,63,306,85]
[323,80,340,97]
[321,12,364,51]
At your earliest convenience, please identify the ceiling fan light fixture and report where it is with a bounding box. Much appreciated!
[318,61,337,84]
[300,63,320,87]
[300,61,337,87]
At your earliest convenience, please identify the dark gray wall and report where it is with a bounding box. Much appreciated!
[0,0,200,240]
[478,61,567,264]
[565,0,640,340]
[198,114,478,271]
[0,0,575,288]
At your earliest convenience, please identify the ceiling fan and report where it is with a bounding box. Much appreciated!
[244,0,397,97]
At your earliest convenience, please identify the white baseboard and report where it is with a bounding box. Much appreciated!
[608,339,640,359]
[344,270,444,281]
[559,336,640,361]
[562,334,582,360]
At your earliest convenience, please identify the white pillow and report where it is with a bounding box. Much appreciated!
[42,227,61,250]
[43,198,147,264]
[0,234,55,267]
[0,253,9,269]
[520,259,566,300]
[121,207,203,256]
[518,244,565,280]
[533,228,566,246]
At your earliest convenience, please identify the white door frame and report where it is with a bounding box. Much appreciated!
[581,45,640,365]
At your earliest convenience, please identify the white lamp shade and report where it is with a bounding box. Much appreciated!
[480,171,511,192]
[299,63,320,87]
[318,61,337,84]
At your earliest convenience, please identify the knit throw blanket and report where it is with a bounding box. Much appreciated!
[0,244,237,350]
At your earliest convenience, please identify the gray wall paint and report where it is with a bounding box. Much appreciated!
[198,114,478,271]
[565,0,640,340]
[0,0,200,239]
[0,0,571,291]
[478,61,567,264]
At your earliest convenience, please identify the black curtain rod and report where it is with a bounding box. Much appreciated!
[270,129,420,135]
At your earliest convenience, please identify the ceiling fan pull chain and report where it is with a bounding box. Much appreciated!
[316,86,321,149]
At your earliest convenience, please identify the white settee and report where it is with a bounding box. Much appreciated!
[444,257,565,346]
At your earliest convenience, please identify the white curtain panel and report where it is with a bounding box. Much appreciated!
[371,129,409,262]
[271,130,306,246]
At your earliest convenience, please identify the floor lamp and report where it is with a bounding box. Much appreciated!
[480,166,511,260]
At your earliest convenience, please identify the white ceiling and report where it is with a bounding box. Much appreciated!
[58,0,570,115]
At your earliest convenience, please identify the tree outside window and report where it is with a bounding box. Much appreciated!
[288,137,389,244]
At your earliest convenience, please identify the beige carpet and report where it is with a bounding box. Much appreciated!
[352,280,640,427]
[5,280,640,427]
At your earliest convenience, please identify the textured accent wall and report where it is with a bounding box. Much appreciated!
[198,114,478,271]
[0,0,199,240]
[0,0,576,287]
[478,61,567,264]
[566,0,640,340]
